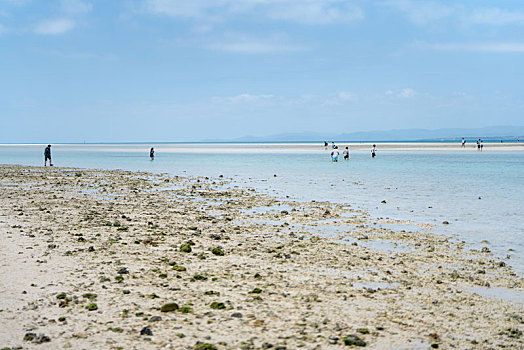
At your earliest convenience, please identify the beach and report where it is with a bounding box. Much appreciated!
[0,164,522,349]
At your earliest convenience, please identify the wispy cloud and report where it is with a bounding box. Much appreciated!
[266,1,363,25]
[385,1,524,27]
[466,8,524,26]
[385,88,416,98]
[383,0,453,25]
[419,42,524,53]
[204,34,304,54]
[143,0,364,25]
[60,0,92,15]
[214,93,275,104]
[34,18,75,35]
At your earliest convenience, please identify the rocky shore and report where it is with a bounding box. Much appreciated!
[0,165,522,349]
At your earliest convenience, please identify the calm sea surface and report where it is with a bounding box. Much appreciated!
[1,143,523,276]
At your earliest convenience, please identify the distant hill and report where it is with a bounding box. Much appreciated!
[208,126,524,142]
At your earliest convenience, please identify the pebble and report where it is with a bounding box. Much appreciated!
[140,326,153,336]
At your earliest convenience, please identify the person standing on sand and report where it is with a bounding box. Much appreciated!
[44,145,52,166]
[150,147,155,160]
[477,139,481,151]
[343,146,350,160]
[371,144,377,158]
[480,140,484,151]
[461,138,466,148]
[331,146,339,162]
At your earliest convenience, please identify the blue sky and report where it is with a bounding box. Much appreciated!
[1,0,523,142]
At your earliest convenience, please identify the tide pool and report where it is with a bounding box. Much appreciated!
[1,143,523,276]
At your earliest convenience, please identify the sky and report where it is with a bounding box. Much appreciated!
[0,0,523,142]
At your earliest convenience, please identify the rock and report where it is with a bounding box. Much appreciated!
[357,328,369,334]
[33,334,51,344]
[231,312,243,318]
[23,333,36,341]
[149,316,162,322]
[249,288,263,294]
[381,200,387,204]
[442,221,449,225]
[343,334,366,347]
[24,333,50,344]
[160,302,179,312]
[56,292,67,300]
[328,337,339,344]
[117,267,129,274]
[211,247,224,256]
[481,247,491,253]
[140,326,153,336]
[210,302,225,309]
[180,243,192,253]
[261,343,273,349]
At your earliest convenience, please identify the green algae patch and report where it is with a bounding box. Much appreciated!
[192,274,207,281]
[83,293,97,300]
[178,306,192,313]
[160,302,179,312]
[249,288,263,294]
[172,264,187,272]
[210,302,225,310]
[211,247,225,256]
[56,292,67,300]
[194,343,217,350]
[180,243,192,253]
[86,303,98,311]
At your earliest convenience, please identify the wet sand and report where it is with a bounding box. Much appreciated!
[0,165,522,349]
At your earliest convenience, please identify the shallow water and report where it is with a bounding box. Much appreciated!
[1,143,523,275]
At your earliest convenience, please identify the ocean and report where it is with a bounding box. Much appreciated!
[1,143,523,276]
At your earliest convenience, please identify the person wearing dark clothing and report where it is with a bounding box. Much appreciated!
[44,145,52,166]
[150,147,155,160]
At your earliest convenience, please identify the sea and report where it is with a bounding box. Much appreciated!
[1,142,523,278]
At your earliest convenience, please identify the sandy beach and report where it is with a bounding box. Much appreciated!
[0,164,522,349]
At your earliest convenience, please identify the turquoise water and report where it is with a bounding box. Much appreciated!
[1,143,523,275]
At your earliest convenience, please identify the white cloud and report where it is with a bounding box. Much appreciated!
[222,94,275,104]
[421,42,524,53]
[204,34,304,54]
[384,0,453,25]
[467,8,524,26]
[143,0,364,24]
[266,1,363,25]
[385,88,416,98]
[35,19,75,35]
[386,1,524,27]
[399,88,415,98]
[337,91,357,101]
[60,0,92,15]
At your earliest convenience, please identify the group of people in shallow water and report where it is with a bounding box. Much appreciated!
[324,141,377,162]
[461,138,485,151]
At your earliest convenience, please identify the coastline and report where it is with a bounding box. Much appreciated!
[0,164,522,349]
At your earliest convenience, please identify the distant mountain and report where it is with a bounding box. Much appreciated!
[207,126,524,142]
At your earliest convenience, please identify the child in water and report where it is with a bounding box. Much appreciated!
[343,147,350,160]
